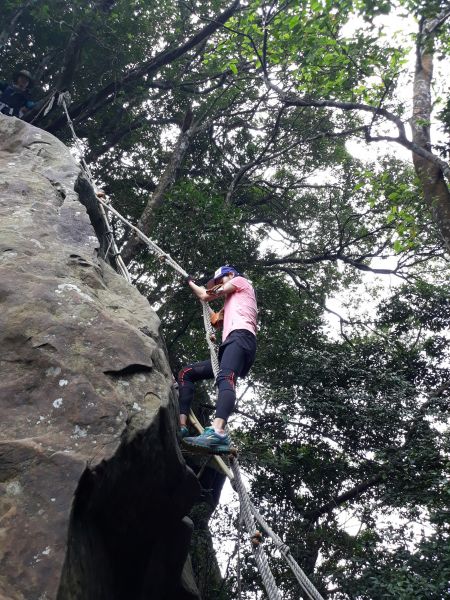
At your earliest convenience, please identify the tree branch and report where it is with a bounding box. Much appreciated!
[0,0,40,51]
[260,254,400,275]
[423,7,450,35]
[225,106,285,203]
[303,474,384,521]
[364,127,450,180]
[55,22,89,92]
[120,107,194,264]
[87,115,180,161]
[295,382,450,523]
[45,0,240,133]
[264,76,407,137]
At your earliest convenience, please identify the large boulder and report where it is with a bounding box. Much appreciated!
[0,114,200,600]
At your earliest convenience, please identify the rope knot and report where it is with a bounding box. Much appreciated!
[251,531,263,546]
[57,91,72,106]
[275,541,290,554]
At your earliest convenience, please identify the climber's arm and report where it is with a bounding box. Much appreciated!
[188,279,236,302]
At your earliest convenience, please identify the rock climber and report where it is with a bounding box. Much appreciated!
[0,70,36,118]
[179,265,257,453]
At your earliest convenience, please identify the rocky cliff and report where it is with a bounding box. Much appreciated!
[0,114,201,600]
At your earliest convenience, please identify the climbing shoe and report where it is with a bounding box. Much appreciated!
[180,426,190,439]
[182,427,230,454]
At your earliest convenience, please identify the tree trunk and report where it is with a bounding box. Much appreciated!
[411,26,450,251]
[121,109,193,264]
[56,23,89,92]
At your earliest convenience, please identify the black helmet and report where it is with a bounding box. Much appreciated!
[13,69,33,87]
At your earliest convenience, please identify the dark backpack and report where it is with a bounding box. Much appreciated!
[0,85,31,116]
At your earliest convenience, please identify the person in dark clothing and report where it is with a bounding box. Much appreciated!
[0,70,36,118]
[179,265,258,453]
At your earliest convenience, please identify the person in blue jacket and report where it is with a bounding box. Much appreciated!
[0,70,36,118]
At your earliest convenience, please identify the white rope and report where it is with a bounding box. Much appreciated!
[60,94,131,283]
[96,196,188,278]
[60,93,94,181]
[59,92,323,600]
[237,508,243,600]
[231,459,282,600]
[249,505,325,600]
[202,302,220,375]
[43,94,55,116]
[97,199,132,283]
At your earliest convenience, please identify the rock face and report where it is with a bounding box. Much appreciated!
[0,114,200,599]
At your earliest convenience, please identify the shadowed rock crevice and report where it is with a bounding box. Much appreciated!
[74,173,116,264]
[47,178,67,203]
[57,408,200,600]
[104,363,154,377]
[188,464,226,598]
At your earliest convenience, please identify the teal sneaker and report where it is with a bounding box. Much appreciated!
[182,427,231,454]
[180,426,190,439]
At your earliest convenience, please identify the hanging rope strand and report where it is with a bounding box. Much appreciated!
[97,200,131,282]
[231,459,282,600]
[249,505,324,600]
[96,196,188,277]
[60,94,131,282]
[237,507,243,600]
[202,302,220,374]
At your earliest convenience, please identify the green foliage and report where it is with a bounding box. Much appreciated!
[353,160,435,252]
[4,1,450,598]
[215,279,450,599]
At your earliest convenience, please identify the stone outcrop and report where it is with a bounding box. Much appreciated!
[0,114,200,599]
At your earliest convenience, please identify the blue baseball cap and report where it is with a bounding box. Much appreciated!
[207,265,240,288]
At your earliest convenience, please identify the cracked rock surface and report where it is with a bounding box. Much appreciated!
[0,115,200,600]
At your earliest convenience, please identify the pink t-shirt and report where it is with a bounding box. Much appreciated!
[222,276,257,341]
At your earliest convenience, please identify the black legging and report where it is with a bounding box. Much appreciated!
[178,336,253,421]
